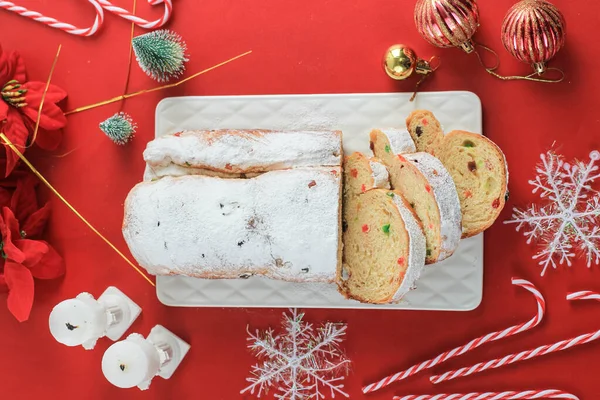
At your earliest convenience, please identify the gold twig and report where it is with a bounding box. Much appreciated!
[120,0,137,111]
[65,50,253,115]
[0,132,155,287]
[30,44,62,147]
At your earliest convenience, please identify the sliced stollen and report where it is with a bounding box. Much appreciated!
[342,156,425,303]
[343,152,390,198]
[434,130,509,237]
[123,167,342,283]
[144,129,342,176]
[369,128,416,156]
[371,129,462,263]
[405,110,444,154]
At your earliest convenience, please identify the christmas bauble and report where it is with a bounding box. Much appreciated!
[501,0,566,75]
[383,44,418,80]
[414,0,480,54]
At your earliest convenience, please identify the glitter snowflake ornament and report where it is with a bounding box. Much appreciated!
[505,150,600,275]
[241,309,350,400]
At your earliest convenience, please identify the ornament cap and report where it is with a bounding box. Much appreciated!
[459,40,475,54]
[533,62,547,75]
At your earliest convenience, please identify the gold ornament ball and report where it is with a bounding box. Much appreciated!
[383,44,417,80]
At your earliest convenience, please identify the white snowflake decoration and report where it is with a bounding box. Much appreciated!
[241,309,350,400]
[505,150,600,276]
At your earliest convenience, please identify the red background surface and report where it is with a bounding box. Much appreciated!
[1,0,600,399]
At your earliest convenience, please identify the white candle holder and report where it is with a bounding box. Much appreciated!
[102,325,190,390]
[49,287,141,350]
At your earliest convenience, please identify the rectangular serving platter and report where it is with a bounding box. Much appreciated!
[153,91,483,311]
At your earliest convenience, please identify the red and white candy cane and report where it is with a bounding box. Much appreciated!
[97,0,172,29]
[567,291,600,302]
[0,0,172,36]
[0,0,104,36]
[393,389,579,400]
[362,278,545,394]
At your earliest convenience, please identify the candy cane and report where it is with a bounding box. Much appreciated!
[430,328,600,384]
[393,389,579,400]
[567,291,600,302]
[362,278,545,394]
[0,0,104,36]
[97,0,172,29]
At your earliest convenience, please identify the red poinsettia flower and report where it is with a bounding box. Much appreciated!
[0,44,67,177]
[0,172,65,322]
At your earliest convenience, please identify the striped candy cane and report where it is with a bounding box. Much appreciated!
[393,389,579,400]
[430,330,600,384]
[97,0,172,29]
[567,291,600,302]
[0,0,172,36]
[0,0,104,36]
[362,278,546,394]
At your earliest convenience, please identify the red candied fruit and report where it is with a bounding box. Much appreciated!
[361,184,366,193]
[308,180,317,188]
[351,169,358,178]
[464,190,473,199]
[492,198,501,208]
[422,118,429,126]
[225,163,233,170]
[397,257,405,265]
[397,155,406,162]
[174,132,182,137]
[362,224,370,233]
[425,184,431,193]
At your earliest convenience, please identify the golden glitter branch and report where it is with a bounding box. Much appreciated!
[65,50,253,115]
[0,133,155,287]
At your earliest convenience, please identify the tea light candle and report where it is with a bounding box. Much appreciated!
[102,334,161,389]
[102,325,191,390]
[49,287,141,350]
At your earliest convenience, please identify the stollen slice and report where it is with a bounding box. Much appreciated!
[434,130,509,238]
[405,110,444,154]
[371,129,462,263]
[341,153,426,304]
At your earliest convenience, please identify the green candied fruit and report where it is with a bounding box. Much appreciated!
[385,144,391,153]
[463,140,475,148]
[382,224,391,234]
[184,161,192,166]
[426,249,432,256]
[386,192,394,198]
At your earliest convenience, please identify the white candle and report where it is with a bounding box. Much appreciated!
[102,334,161,389]
[49,294,107,347]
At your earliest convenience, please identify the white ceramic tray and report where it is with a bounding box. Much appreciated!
[152,91,483,311]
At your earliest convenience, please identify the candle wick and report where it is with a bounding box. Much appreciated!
[119,364,126,372]
[65,322,78,331]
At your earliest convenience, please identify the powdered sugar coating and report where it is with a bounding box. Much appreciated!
[405,153,462,261]
[390,194,426,301]
[377,128,416,155]
[144,130,342,173]
[123,168,341,283]
[368,159,390,190]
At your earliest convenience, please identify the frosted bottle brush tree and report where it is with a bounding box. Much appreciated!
[99,112,137,145]
[132,29,188,82]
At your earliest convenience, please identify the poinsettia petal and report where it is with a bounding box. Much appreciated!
[2,110,29,177]
[28,241,65,280]
[0,47,27,84]
[0,273,6,292]
[4,261,34,322]
[21,202,50,239]
[32,127,63,151]
[0,100,8,122]
[0,207,24,263]
[20,82,67,131]
[0,187,11,209]
[14,239,47,268]
[10,173,38,222]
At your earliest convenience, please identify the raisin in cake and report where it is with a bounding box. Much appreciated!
[341,153,426,303]
[371,129,462,263]
[406,110,444,154]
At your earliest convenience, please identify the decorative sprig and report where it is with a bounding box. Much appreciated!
[132,29,188,82]
[99,112,137,145]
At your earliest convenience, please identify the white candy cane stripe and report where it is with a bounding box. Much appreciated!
[362,278,545,394]
[393,389,579,400]
[0,0,104,36]
[567,291,600,302]
[431,329,600,384]
[97,0,172,29]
